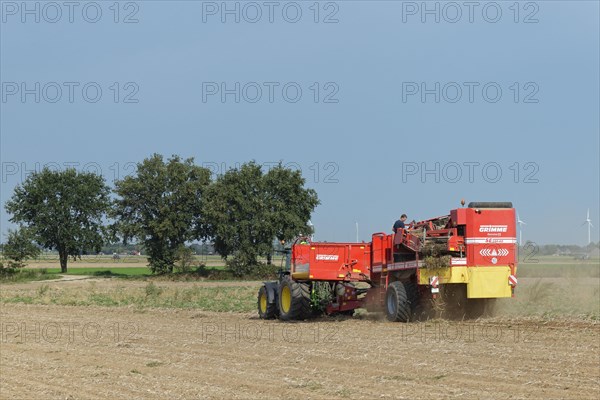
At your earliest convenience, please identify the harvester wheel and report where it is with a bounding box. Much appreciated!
[385,281,417,322]
[278,277,312,321]
[257,285,278,319]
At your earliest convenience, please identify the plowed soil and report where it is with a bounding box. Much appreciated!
[1,300,599,399]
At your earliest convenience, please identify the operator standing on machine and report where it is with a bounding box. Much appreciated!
[393,214,408,233]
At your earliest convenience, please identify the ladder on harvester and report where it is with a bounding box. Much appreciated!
[376,234,390,305]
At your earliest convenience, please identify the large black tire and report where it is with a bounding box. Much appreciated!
[385,281,418,322]
[257,285,278,319]
[278,278,312,321]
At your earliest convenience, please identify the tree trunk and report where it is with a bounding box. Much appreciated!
[59,249,68,273]
[266,253,272,265]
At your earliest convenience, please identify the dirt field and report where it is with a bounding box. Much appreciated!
[1,277,599,399]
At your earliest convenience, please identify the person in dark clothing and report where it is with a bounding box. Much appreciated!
[393,214,408,233]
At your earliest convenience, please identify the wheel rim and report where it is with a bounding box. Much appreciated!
[387,290,397,315]
[259,291,267,313]
[281,285,291,313]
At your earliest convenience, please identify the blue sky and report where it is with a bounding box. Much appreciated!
[1,0,599,245]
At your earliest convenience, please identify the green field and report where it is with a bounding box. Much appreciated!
[11,253,286,267]
[45,267,152,276]
[518,259,600,278]
[49,259,599,279]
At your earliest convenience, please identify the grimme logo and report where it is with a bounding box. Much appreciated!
[316,254,339,261]
[479,225,508,233]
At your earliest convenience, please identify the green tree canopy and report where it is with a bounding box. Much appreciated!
[5,168,110,272]
[264,163,320,242]
[2,227,41,269]
[112,154,211,274]
[203,162,319,275]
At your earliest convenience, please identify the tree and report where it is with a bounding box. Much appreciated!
[204,162,319,275]
[5,169,110,272]
[203,162,270,274]
[264,163,320,245]
[2,227,41,269]
[112,154,211,274]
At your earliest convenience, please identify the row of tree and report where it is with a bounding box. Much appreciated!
[4,154,319,274]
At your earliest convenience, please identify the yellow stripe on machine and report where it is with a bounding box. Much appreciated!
[419,266,512,298]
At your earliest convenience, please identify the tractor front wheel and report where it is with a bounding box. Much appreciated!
[257,285,278,319]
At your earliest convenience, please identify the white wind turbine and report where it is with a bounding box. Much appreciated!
[517,212,526,246]
[582,209,594,245]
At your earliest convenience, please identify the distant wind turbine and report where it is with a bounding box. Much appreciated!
[517,212,526,246]
[355,222,359,243]
[581,209,594,244]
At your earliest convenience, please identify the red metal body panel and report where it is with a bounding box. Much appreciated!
[451,208,468,225]
[463,208,516,266]
[370,233,392,276]
[291,242,371,281]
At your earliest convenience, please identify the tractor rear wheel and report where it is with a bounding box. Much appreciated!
[385,281,418,322]
[257,285,278,319]
[278,277,312,321]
